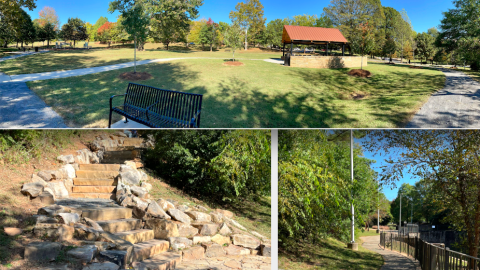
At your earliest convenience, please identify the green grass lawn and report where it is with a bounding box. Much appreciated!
[0,43,280,75]
[279,232,384,270]
[26,60,445,128]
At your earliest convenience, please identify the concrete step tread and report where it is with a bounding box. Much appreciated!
[78,164,121,171]
[134,252,182,270]
[113,229,154,244]
[69,193,115,200]
[72,186,116,193]
[132,239,170,262]
[73,178,117,186]
[96,218,143,233]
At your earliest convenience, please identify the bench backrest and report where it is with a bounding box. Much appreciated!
[124,83,203,127]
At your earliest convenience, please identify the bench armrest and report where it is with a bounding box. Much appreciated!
[190,110,201,128]
[145,100,161,121]
[110,94,127,111]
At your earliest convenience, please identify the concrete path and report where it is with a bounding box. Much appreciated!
[0,50,48,63]
[361,236,420,270]
[0,82,68,128]
[407,68,480,128]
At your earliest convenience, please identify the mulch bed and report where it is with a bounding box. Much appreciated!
[450,67,458,69]
[223,61,244,66]
[409,66,424,69]
[348,69,372,78]
[119,72,152,81]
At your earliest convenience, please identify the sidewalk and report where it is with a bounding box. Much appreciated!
[361,236,421,270]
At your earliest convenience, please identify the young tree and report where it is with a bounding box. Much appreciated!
[34,20,46,46]
[223,22,244,62]
[350,22,375,69]
[383,37,396,62]
[60,18,88,47]
[229,0,266,50]
[85,22,94,42]
[37,6,60,30]
[188,19,207,49]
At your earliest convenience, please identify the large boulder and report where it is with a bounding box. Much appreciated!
[67,245,97,263]
[192,236,211,245]
[145,219,179,239]
[21,182,44,197]
[31,174,48,186]
[182,246,205,261]
[211,234,231,246]
[37,170,56,181]
[56,213,80,224]
[141,182,152,192]
[38,205,66,216]
[130,186,147,198]
[24,242,62,261]
[176,223,198,238]
[167,209,192,224]
[168,237,192,251]
[57,155,75,164]
[210,212,224,223]
[61,164,76,179]
[47,180,69,199]
[223,244,250,256]
[97,250,128,269]
[132,196,149,211]
[185,211,211,223]
[231,234,261,249]
[199,223,218,236]
[157,198,175,211]
[218,223,232,236]
[202,243,226,258]
[57,225,75,241]
[224,216,246,231]
[146,201,170,219]
[119,170,141,186]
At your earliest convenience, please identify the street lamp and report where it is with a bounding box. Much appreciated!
[347,129,358,251]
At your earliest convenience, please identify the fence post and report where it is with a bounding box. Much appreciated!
[400,233,402,254]
[444,247,449,270]
[391,233,393,251]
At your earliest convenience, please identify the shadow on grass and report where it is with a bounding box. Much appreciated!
[280,239,383,270]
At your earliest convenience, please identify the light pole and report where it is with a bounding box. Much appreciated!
[410,198,413,224]
[399,192,402,235]
[347,129,358,250]
[376,187,380,234]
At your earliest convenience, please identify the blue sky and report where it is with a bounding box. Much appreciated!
[357,134,420,201]
[26,0,455,33]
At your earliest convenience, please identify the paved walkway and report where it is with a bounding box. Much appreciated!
[0,50,48,63]
[0,82,67,128]
[407,68,480,128]
[361,236,420,270]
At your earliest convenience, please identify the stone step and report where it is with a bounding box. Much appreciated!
[72,186,116,193]
[132,239,169,262]
[76,170,119,179]
[133,252,182,270]
[113,229,154,244]
[122,138,144,147]
[73,178,117,186]
[101,150,140,164]
[81,207,132,221]
[69,193,115,200]
[79,164,121,171]
[96,218,143,233]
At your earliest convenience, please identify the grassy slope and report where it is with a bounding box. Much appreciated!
[27,60,445,128]
[0,43,280,75]
[279,230,383,270]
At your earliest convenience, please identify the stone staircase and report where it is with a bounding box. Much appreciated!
[80,205,182,269]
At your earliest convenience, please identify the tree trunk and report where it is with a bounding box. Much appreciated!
[210,43,213,52]
[244,28,248,51]
[233,50,235,62]
[47,40,50,47]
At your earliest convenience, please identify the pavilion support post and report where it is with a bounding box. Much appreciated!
[342,44,345,56]
[290,42,293,55]
[326,43,328,56]
[283,43,285,57]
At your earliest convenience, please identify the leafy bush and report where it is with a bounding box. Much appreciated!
[470,61,480,71]
[143,130,270,201]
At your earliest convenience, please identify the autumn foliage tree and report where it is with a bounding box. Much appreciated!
[350,22,375,69]
[198,18,218,51]
[37,6,60,30]
[97,22,116,46]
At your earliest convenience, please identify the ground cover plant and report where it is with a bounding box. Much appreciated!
[26,60,445,128]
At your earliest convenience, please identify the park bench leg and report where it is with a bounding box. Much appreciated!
[124,118,129,124]
[108,110,113,128]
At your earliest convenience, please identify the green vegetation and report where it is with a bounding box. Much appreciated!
[26,61,444,128]
[144,130,270,202]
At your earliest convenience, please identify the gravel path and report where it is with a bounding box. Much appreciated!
[407,68,480,128]
[361,236,420,270]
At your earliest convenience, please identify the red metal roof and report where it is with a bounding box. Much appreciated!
[282,25,348,44]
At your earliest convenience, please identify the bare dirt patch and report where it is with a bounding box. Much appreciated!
[223,61,245,66]
[348,69,372,78]
[119,72,152,81]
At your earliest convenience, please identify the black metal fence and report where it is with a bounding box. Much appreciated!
[380,231,480,270]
